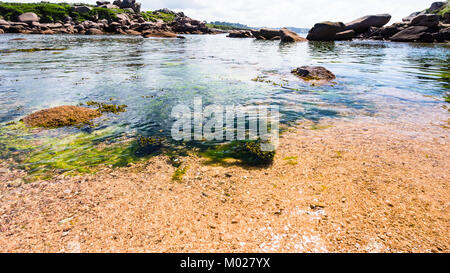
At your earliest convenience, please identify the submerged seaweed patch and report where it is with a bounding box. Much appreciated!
[86,101,128,114]
[201,139,275,166]
[0,48,68,54]
[172,166,189,181]
[0,122,152,180]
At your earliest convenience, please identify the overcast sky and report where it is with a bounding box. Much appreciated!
[4,0,440,28]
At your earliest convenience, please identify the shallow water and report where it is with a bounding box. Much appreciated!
[0,33,448,174]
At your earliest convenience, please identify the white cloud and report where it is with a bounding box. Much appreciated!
[4,0,440,28]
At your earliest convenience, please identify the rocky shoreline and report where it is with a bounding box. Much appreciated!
[227,2,450,44]
[307,1,450,43]
[1,1,449,43]
[0,1,216,37]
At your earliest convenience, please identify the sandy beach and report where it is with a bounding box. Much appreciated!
[1,100,448,253]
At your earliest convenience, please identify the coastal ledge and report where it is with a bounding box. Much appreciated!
[306,1,450,43]
[0,1,217,36]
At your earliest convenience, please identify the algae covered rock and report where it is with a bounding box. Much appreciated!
[22,106,101,128]
[292,66,336,82]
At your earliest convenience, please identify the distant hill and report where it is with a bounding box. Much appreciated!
[285,27,310,34]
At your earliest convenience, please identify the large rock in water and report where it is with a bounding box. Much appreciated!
[227,30,253,38]
[85,28,104,35]
[306,21,345,41]
[280,28,307,42]
[409,14,440,27]
[291,66,336,85]
[254,28,281,40]
[335,30,356,40]
[22,106,101,128]
[390,26,433,42]
[344,14,391,33]
[17,12,40,23]
[142,30,185,39]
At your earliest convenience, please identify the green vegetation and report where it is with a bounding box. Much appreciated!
[172,166,189,181]
[201,140,275,166]
[86,101,127,114]
[283,156,298,165]
[438,5,450,16]
[140,11,175,22]
[137,136,166,154]
[206,24,237,31]
[0,122,150,180]
[0,2,125,22]
[0,48,68,54]
[207,21,251,30]
[309,124,332,130]
[0,2,176,23]
[426,1,450,16]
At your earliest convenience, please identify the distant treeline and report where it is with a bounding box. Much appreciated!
[207,21,251,30]
[207,21,309,33]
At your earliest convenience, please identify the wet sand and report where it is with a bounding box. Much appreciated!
[1,99,448,253]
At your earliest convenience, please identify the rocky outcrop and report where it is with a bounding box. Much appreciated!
[22,106,101,128]
[291,66,336,85]
[305,2,449,43]
[335,30,356,40]
[250,28,280,40]
[280,28,307,42]
[403,11,424,23]
[170,17,213,34]
[390,26,434,42]
[86,28,104,35]
[142,30,185,39]
[306,21,345,41]
[17,12,40,23]
[0,5,216,36]
[429,1,447,13]
[72,6,92,13]
[227,30,253,38]
[409,14,440,27]
[113,0,141,12]
[344,14,391,33]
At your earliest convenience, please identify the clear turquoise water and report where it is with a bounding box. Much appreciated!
[0,33,448,173]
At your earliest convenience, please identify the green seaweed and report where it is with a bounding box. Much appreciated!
[86,101,127,114]
[283,156,298,165]
[0,122,152,180]
[201,139,275,166]
[172,166,189,181]
[0,48,68,54]
[140,11,176,23]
